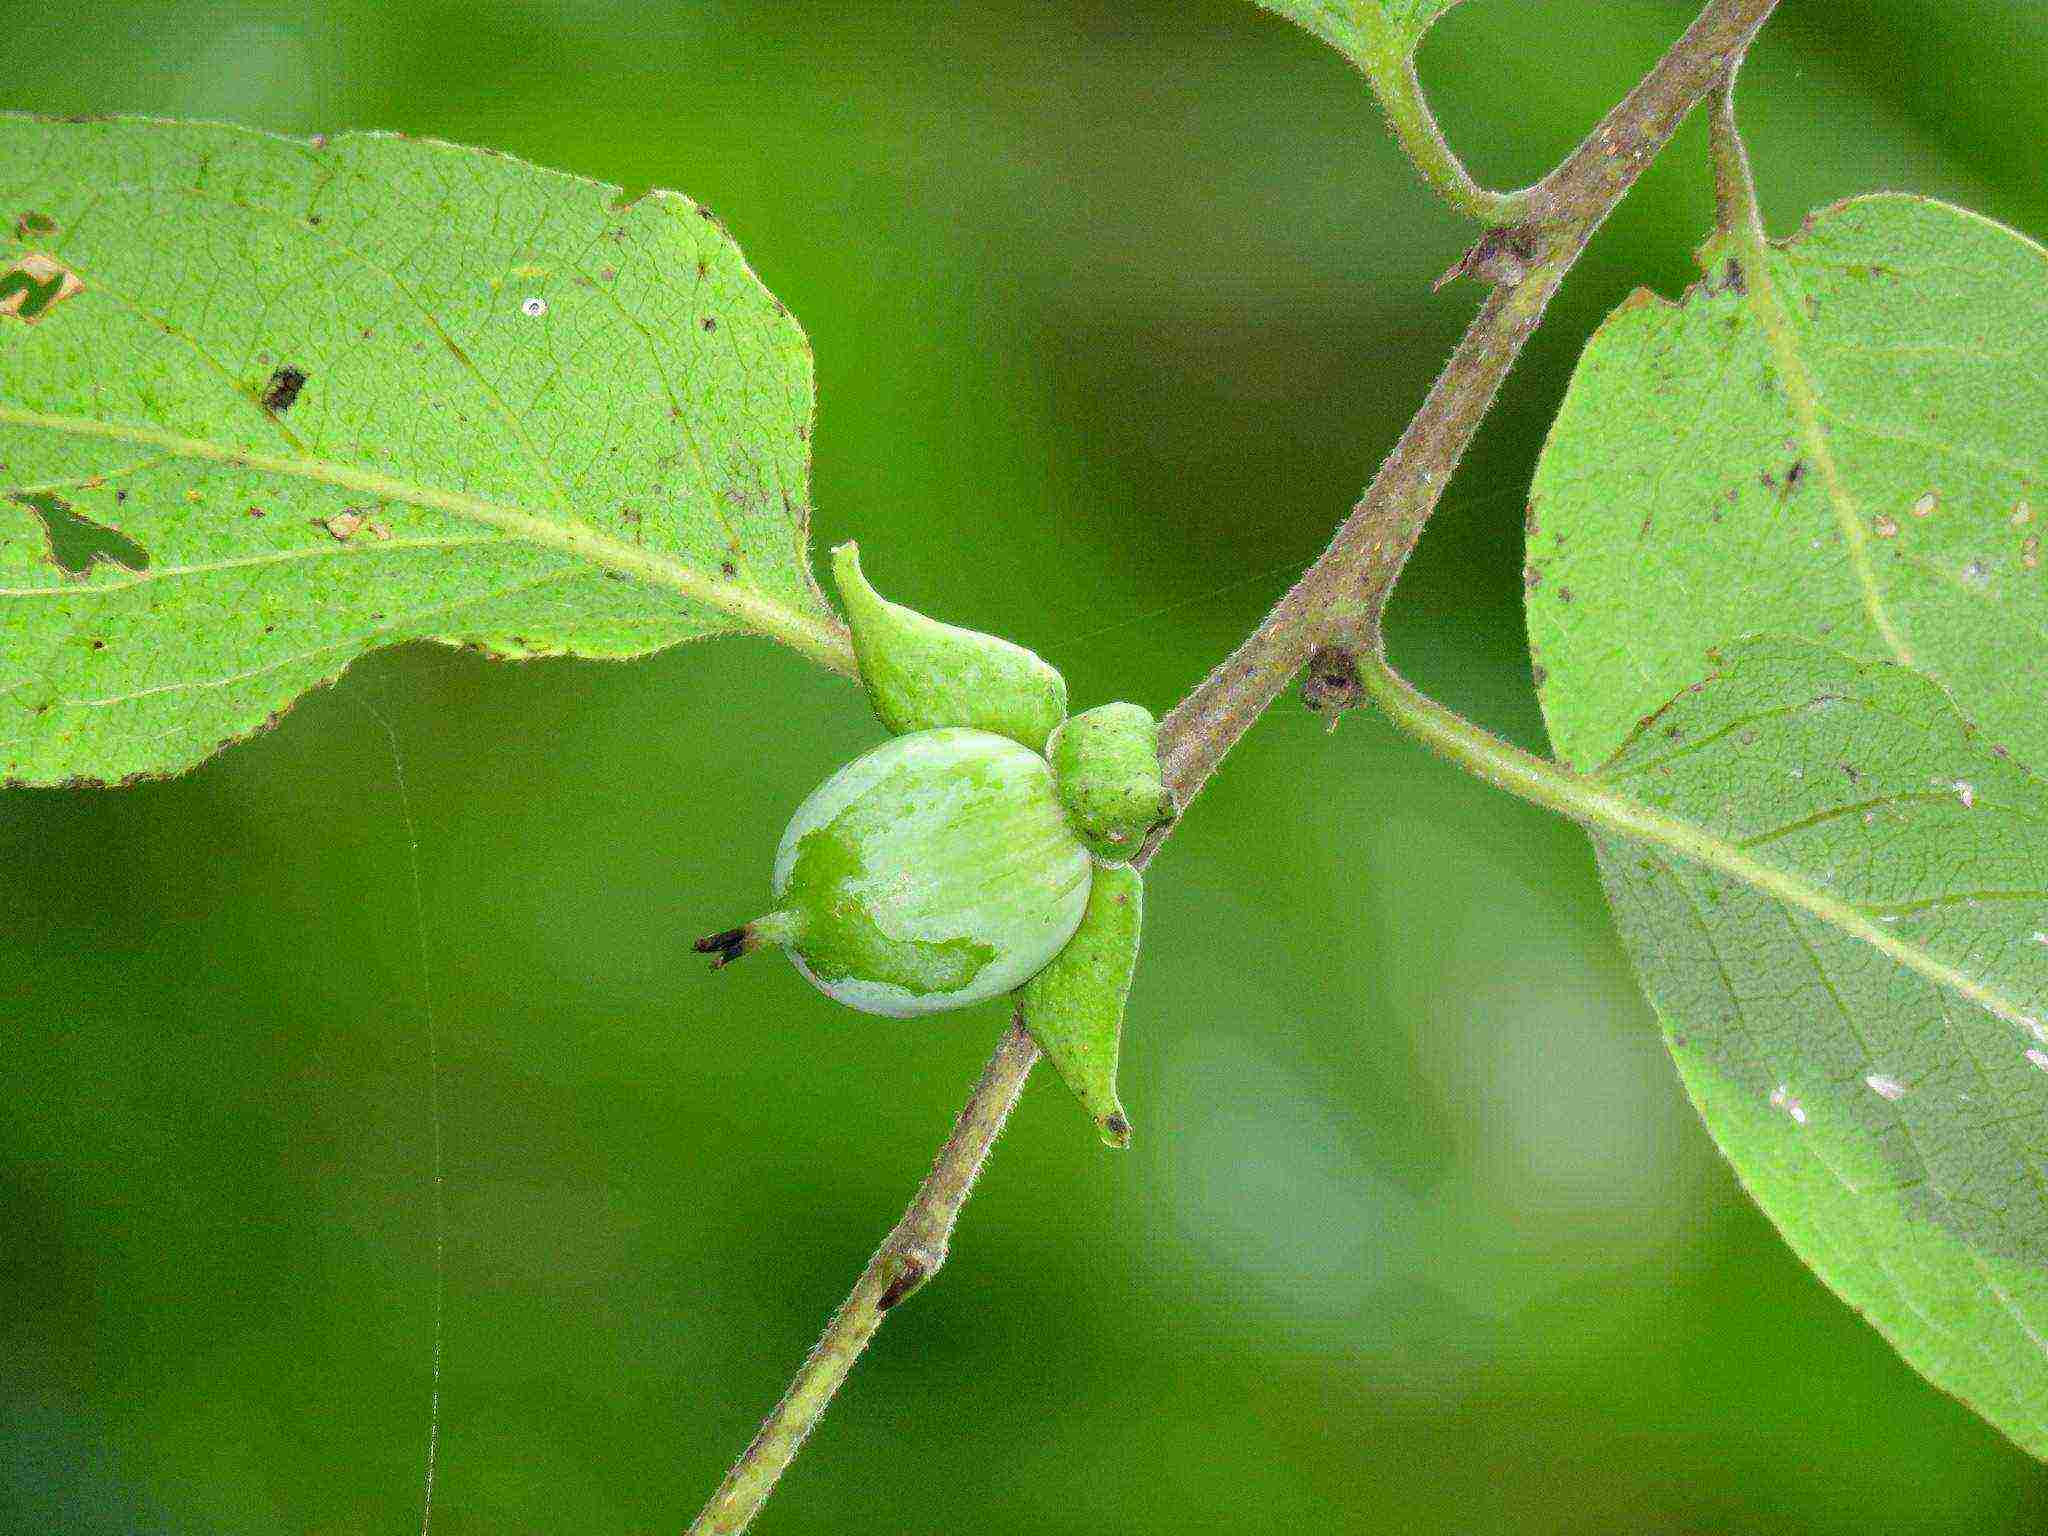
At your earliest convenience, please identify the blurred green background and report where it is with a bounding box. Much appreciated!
[5,2,2046,1531]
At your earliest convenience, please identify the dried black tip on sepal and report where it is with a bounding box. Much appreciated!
[694,926,755,969]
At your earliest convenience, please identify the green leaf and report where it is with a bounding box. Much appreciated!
[1575,637,2048,1456]
[0,116,850,785]
[1250,0,1467,63]
[1532,190,2048,1455]
[1527,194,2047,771]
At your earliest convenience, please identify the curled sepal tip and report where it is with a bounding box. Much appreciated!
[1046,702,1173,864]
[832,542,1067,750]
[1019,863,1142,1149]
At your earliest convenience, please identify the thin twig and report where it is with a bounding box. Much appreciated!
[1360,43,1527,225]
[1161,0,1780,805]
[688,1021,1041,1534]
[688,2,1779,1529]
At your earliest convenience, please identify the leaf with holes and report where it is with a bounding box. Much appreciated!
[1578,636,2048,1458]
[1527,194,2047,771]
[0,116,849,785]
[1250,0,1468,63]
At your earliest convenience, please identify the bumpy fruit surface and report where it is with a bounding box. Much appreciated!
[1045,702,1172,863]
[765,727,1092,1017]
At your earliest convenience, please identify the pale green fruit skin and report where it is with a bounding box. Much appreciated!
[772,728,1093,1017]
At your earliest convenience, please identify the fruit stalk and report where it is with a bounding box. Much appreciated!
[693,911,802,969]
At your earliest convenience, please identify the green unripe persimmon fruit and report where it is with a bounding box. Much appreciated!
[747,727,1092,1017]
[696,542,1170,1146]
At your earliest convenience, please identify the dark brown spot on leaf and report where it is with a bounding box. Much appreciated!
[261,365,307,413]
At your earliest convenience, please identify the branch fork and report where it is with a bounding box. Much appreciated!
[692,4,1782,1530]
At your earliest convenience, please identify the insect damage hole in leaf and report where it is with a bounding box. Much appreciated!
[0,252,83,322]
[10,491,150,577]
[0,115,853,785]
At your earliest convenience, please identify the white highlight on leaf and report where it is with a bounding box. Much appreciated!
[1955,780,1976,808]
[2027,1049,2048,1074]
[1769,1084,1808,1125]
[1913,490,1939,518]
[520,296,547,317]
[1864,1073,1907,1101]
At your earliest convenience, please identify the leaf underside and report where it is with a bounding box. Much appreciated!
[1594,639,2048,1456]
[1534,195,2048,1456]
[0,116,834,784]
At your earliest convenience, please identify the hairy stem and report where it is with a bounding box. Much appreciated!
[1359,37,1526,225]
[687,1020,1041,1535]
[1708,63,1764,240]
[688,2,1779,1530]
[1163,0,1779,802]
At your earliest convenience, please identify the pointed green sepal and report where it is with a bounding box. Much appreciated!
[832,542,1067,749]
[1019,863,1142,1148]
[1045,702,1172,864]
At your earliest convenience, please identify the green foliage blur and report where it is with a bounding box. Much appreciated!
[4,2,2045,1530]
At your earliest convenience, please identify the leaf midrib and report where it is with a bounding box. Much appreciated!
[1727,218,1916,667]
[1584,762,2040,1036]
[1367,655,2044,1046]
[0,532,496,597]
[0,404,856,675]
